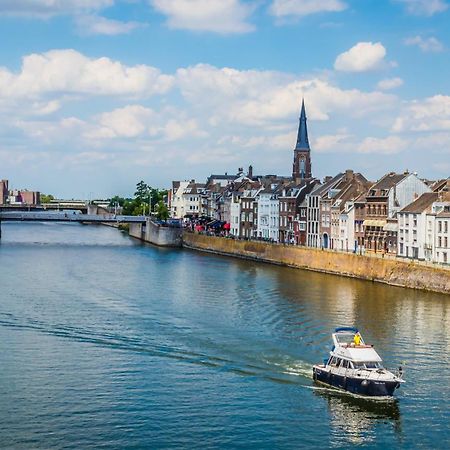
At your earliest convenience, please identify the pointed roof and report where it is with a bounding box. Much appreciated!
[295,99,310,151]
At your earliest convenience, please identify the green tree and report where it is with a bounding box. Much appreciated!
[40,194,55,204]
[155,200,169,221]
[135,180,150,202]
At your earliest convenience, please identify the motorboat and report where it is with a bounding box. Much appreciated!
[313,327,404,397]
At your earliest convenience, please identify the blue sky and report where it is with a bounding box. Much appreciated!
[0,0,449,198]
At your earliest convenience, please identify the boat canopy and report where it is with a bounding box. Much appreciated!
[335,327,358,333]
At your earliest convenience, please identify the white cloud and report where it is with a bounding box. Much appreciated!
[0,0,113,17]
[357,136,409,154]
[270,0,347,17]
[377,77,404,90]
[393,95,450,132]
[314,133,352,152]
[404,36,444,53]
[75,15,145,35]
[176,64,396,127]
[395,0,448,16]
[0,49,174,99]
[93,105,156,138]
[150,0,255,33]
[334,42,387,72]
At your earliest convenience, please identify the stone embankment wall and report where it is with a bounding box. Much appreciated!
[182,233,450,295]
[129,219,182,247]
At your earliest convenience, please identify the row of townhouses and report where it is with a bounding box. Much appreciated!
[169,101,450,265]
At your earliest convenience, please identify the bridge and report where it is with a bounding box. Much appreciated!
[0,211,146,238]
[0,203,89,214]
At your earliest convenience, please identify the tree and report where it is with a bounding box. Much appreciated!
[155,200,169,221]
[135,180,150,202]
[40,194,55,204]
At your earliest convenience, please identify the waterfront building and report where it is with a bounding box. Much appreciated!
[397,180,450,262]
[279,180,317,244]
[170,181,191,218]
[329,171,372,251]
[435,207,450,264]
[354,194,367,253]
[292,100,312,182]
[256,184,281,241]
[170,180,206,219]
[306,173,348,249]
[240,184,262,239]
[0,179,8,205]
[19,190,41,206]
[364,172,431,254]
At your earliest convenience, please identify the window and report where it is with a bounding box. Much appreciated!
[438,221,442,233]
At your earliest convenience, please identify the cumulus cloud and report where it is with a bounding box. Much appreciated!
[334,42,387,72]
[404,36,444,53]
[377,77,404,90]
[357,135,409,154]
[176,64,396,127]
[75,15,145,35]
[150,0,255,33]
[269,0,347,17]
[314,133,352,152]
[92,105,156,138]
[0,0,113,17]
[0,49,174,99]
[392,95,450,132]
[395,0,448,16]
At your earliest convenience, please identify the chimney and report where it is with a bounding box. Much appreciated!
[248,165,253,178]
[345,169,354,181]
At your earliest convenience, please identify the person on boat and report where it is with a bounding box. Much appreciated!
[354,332,361,346]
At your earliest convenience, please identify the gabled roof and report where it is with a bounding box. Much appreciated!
[370,172,408,192]
[400,192,439,214]
[310,173,344,197]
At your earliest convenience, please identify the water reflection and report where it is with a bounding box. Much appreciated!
[314,387,402,446]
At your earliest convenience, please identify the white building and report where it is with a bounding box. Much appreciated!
[170,180,206,219]
[230,194,241,237]
[256,186,279,241]
[337,202,356,252]
[434,208,450,264]
[397,190,450,262]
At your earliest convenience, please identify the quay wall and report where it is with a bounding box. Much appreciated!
[129,219,182,247]
[182,233,450,295]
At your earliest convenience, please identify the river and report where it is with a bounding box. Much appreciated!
[0,222,449,449]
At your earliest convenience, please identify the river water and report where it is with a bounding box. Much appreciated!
[0,222,449,449]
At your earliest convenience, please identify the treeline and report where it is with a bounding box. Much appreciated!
[109,180,169,220]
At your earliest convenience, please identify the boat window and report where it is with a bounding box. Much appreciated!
[353,362,365,369]
[365,362,382,369]
[329,357,338,366]
[342,360,349,369]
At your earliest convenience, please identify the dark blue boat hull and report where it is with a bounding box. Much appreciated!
[313,367,400,397]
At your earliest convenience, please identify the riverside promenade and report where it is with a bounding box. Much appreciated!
[182,232,450,295]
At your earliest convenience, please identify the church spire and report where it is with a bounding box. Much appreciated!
[292,99,312,181]
[295,99,310,151]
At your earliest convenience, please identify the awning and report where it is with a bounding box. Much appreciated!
[363,219,387,227]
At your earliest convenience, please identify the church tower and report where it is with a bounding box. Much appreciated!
[292,99,312,181]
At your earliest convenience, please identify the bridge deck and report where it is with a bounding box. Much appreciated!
[0,212,146,223]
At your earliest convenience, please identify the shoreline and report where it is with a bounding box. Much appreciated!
[182,232,450,295]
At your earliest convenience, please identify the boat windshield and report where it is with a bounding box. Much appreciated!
[353,361,383,369]
[335,333,356,345]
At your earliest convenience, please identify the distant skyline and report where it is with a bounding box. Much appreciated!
[0,0,449,198]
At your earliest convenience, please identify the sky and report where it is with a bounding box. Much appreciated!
[0,0,449,198]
